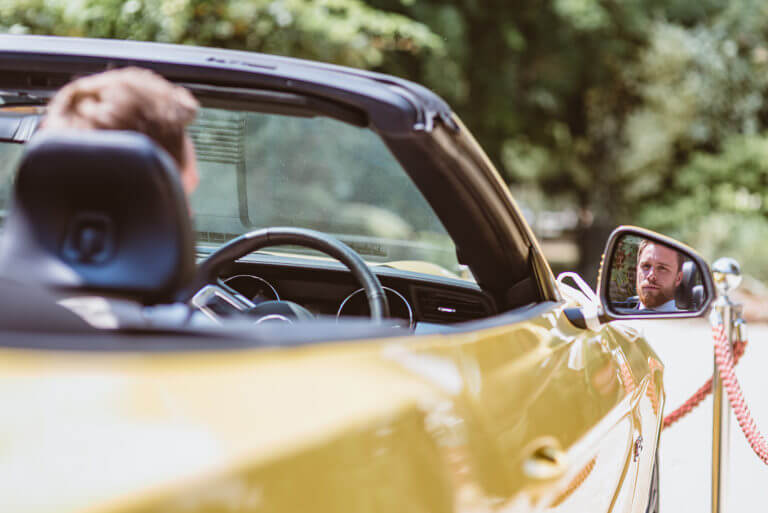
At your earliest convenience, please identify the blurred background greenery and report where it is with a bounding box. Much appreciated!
[3,0,768,285]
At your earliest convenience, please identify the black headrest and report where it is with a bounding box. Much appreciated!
[0,130,195,305]
[675,260,700,310]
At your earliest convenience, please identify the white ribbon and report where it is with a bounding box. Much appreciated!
[556,272,602,331]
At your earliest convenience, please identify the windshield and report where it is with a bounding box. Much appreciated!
[0,106,467,280]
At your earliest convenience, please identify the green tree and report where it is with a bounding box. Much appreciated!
[0,0,443,68]
[368,0,768,282]
[619,2,768,281]
[366,0,667,280]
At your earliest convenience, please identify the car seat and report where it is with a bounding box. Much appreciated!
[675,260,705,311]
[0,130,195,306]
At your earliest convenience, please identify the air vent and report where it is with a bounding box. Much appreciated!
[414,287,492,324]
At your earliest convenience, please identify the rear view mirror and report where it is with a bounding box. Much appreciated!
[598,227,715,319]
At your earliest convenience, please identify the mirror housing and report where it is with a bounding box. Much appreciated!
[596,226,715,320]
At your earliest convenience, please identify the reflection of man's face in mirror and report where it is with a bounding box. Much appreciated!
[636,241,683,310]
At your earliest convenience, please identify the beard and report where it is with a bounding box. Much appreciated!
[638,283,675,308]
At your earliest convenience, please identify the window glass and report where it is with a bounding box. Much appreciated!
[0,143,23,219]
[0,107,467,281]
[190,108,464,277]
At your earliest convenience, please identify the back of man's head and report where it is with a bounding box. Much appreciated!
[42,67,199,174]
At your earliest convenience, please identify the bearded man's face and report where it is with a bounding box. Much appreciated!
[636,243,683,309]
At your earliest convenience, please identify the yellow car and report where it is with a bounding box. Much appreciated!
[0,35,715,513]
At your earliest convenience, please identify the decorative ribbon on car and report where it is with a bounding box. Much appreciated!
[556,272,602,331]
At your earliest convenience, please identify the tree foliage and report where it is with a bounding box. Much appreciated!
[0,0,443,68]
[366,0,768,281]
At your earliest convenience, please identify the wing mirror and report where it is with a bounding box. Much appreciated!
[596,226,715,320]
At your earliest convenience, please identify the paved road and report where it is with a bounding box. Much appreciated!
[628,318,768,510]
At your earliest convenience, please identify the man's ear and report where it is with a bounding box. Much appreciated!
[675,271,683,286]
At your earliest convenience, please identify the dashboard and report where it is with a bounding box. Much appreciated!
[212,252,497,333]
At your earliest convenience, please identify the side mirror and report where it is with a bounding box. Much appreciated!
[597,226,715,320]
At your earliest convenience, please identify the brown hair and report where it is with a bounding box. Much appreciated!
[638,239,685,272]
[42,67,198,167]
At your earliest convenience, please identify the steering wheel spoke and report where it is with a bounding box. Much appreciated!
[189,282,252,324]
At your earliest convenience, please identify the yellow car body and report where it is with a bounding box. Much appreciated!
[0,308,663,513]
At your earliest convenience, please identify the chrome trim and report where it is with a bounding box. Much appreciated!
[190,284,250,324]
[337,286,413,329]
[254,314,292,324]
[223,274,280,301]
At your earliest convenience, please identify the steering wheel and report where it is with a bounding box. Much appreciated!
[183,227,390,323]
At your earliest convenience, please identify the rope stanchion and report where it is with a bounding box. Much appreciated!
[712,324,768,464]
[662,338,747,430]
[661,321,768,465]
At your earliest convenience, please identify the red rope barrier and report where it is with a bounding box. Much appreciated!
[711,324,768,464]
[661,323,768,465]
[662,338,747,430]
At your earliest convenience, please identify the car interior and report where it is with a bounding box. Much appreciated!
[0,87,533,347]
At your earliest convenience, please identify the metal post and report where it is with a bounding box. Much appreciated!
[711,297,732,513]
[710,258,742,513]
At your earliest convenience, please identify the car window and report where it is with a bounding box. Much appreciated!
[0,107,469,281]
[0,142,23,219]
[189,108,464,278]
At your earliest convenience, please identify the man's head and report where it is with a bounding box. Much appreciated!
[42,67,199,195]
[635,239,684,309]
